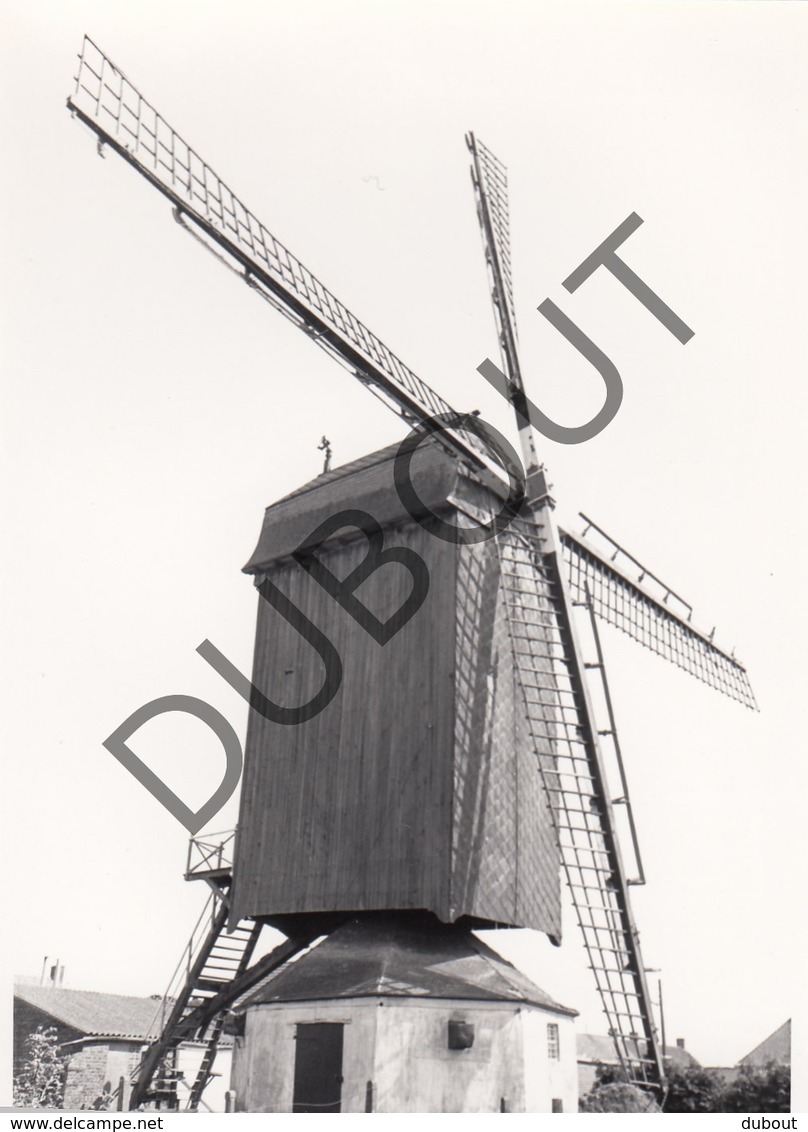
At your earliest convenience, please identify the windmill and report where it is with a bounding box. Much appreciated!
[66,36,756,1112]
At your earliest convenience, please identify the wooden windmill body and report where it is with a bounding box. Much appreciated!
[232,442,560,938]
[66,37,757,1112]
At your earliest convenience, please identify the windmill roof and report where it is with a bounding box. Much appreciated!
[274,442,405,506]
[738,1019,791,1066]
[237,915,577,1013]
[14,983,163,1041]
[243,438,499,573]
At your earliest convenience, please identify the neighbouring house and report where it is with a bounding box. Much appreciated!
[576,1020,792,1101]
[739,1020,791,1068]
[576,1033,699,1097]
[13,982,232,1111]
[706,1019,792,1087]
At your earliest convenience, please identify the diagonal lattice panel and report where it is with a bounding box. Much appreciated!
[494,518,662,1085]
[560,529,757,710]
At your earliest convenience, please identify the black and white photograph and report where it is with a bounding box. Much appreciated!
[2,0,805,1118]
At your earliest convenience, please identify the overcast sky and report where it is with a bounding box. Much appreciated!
[2,0,806,1103]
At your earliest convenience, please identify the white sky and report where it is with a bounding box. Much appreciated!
[1,0,806,1106]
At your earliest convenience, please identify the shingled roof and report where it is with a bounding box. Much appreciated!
[577,1032,700,1070]
[14,984,163,1042]
[738,1020,791,1067]
[238,914,577,1014]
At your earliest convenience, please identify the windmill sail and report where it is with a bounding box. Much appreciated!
[561,524,757,710]
[467,130,754,711]
[66,37,500,481]
[469,131,665,1083]
[467,132,542,491]
[467,134,520,363]
[496,516,662,1082]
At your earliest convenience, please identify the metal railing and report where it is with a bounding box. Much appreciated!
[185,829,236,878]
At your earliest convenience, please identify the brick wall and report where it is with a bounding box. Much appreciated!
[63,1044,111,1110]
[62,1041,145,1111]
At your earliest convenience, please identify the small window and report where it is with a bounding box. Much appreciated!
[552,1098,564,1113]
[547,1022,560,1060]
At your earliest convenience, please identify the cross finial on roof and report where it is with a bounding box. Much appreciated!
[318,436,332,474]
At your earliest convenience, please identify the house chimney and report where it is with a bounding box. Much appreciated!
[676,1038,685,1050]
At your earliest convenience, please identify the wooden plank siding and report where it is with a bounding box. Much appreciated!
[230,515,456,923]
[229,446,560,937]
[451,535,561,936]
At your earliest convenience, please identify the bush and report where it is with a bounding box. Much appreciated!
[13,1026,66,1109]
[580,1059,791,1114]
[719,1063,790,1113]
[662,1064,720,1113]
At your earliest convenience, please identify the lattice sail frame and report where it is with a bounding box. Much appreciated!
[467,129,755,714]
[67,37,497,479]
[469,131,666,1081]
[494,517,662,1081]
[468,135,519,346]
[561,528,756,710]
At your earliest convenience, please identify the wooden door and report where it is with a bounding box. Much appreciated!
[292,1023,344,1113]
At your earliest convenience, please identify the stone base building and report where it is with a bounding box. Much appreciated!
[230,914,579,1113]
